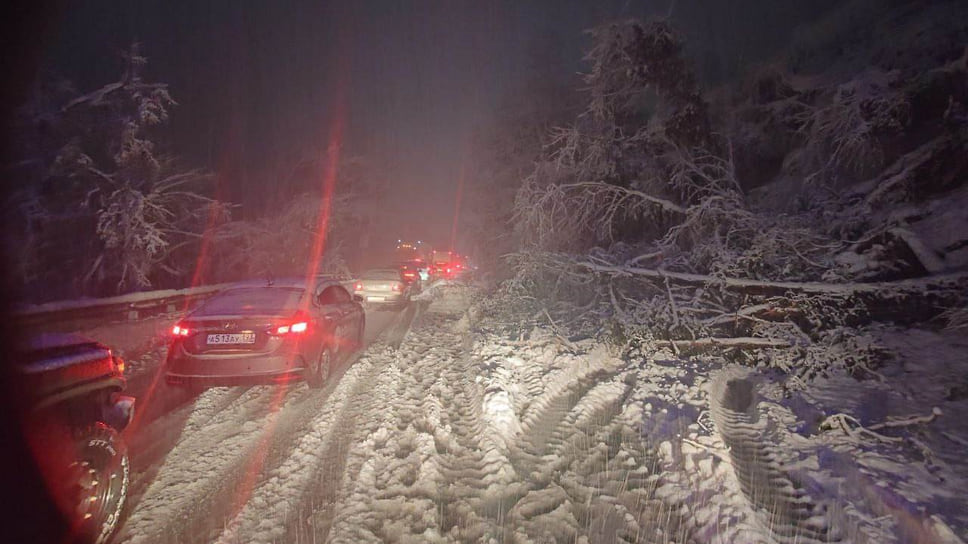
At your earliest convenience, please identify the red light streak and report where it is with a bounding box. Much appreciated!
[449,162,465,253]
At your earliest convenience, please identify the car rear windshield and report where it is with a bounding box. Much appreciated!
[362,270,402,281]
[196,287,303,315]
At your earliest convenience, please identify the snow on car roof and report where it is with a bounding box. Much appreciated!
[18,332,101,353]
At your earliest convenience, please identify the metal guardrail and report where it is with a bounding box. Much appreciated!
[13,276,361,329]
[13,283,235,329]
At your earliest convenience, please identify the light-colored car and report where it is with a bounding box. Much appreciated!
[353,268,414,309]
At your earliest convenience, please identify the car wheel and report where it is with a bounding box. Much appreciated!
[356,318,365,351]
[70,423,129,544]
[306,348,331,389]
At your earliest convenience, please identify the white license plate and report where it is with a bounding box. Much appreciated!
[367,296,385,302]
[206,333,256,345]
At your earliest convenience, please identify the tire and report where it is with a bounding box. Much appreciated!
[69,423,129,544]
[356,318,366,351]
[305,348,331,389]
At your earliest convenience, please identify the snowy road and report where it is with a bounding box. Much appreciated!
[106,282,967,544]
[113,304,403,544]
[114,284,697,544]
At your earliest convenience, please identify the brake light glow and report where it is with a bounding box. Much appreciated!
[172,325,190,337]
[354,282,363,291]
[274,321,308,335]
[116,357,125,374]
[392,283,402,292]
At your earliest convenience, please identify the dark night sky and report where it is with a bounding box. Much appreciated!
[39,0,834,234]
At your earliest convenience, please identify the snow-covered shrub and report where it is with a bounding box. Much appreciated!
[797,69,910,186]
[764,327,890,385]
[210,192,352,281]
[939,307,968,332]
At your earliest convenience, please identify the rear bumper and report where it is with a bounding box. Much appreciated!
[359,292,409,306]
[165,368,304,387]
[165,347,307,386]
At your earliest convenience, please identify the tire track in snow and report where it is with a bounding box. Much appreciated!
[501,369,691,543]
[118,386,287,543]
[433,334,519,542]
[327,311,461,542]
[225,307,430,543]
[452,319,696,542]
[212,351,388,544]
[119,309,404,543]
[322,287,699,543]
[709,368,844,544]
[119,368,352,543]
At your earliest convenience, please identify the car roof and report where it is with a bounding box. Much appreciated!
[17,332,103,354]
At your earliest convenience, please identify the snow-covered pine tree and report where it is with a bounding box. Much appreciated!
[5,44,227,299]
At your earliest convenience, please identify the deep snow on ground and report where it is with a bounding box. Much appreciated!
[108,281,966,544]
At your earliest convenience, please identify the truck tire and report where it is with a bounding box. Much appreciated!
[70,423,129,544]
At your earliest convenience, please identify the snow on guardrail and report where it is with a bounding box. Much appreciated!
[13,283,235,327]
[14,276,362,327]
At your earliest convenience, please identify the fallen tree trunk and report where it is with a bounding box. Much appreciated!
[575,261,968,297]
[658,337,793,352]
[573,259,967,325]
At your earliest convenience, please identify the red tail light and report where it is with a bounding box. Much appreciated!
[391,282,402,292]
[271,317,309,336]
[172,324,190,337]
[354,282,363,291]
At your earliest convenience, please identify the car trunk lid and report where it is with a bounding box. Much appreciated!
[181,315,288,354]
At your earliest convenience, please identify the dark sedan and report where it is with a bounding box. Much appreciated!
[165,277,365,389]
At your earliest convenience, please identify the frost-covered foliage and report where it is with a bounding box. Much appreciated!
[5,44,226,299]
[500,9,968,382]
[465,48,583,280]
[797,69,910,185]
[203,153,378,282]
[209,191,353,281]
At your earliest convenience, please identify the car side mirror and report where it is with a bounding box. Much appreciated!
[352,294,364,303]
